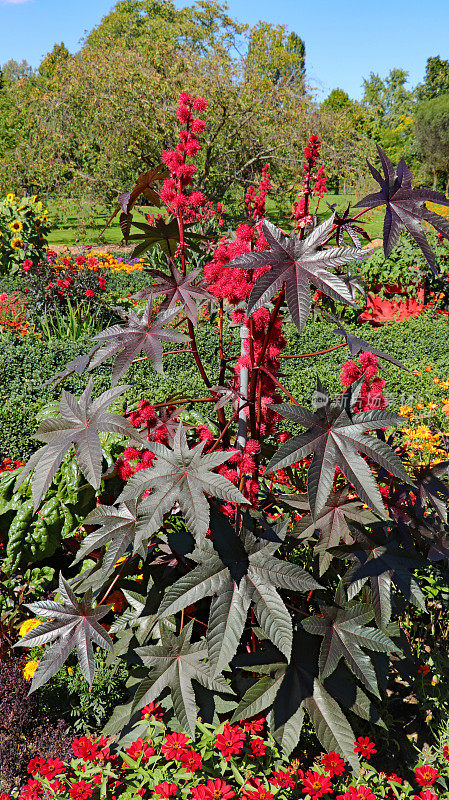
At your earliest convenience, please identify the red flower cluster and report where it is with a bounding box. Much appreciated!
[353,737,377,760]
[141,701,164,721]
[71,735,110,762]
[292,135,327,229]
[204,223,270,306]
[155,783,177,798]
[215,723,246,760]
[269,770,296,788]
[302,770,333,799]
[245,164,271,220]
[160,94,207,217]
[0,457,25,472]
[125,737,155,762]
[321,751,346,777]
[340,351,386,412]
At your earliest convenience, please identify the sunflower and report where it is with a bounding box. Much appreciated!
[10,237,23,250]
[9,220,23,234]
[6,192,15,203]
[23,660,39,681]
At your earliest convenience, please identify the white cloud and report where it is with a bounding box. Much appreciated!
[1,0,32,4]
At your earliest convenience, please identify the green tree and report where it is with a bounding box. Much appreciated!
[247,22,305,85]
[417,55,449,100]
[414,94,449,190]
[1,58,33,84]
[321,88,353,112]
[38,43,71,81]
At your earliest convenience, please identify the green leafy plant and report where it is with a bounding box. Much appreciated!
[0,193,50,274]
[14,94,449,767]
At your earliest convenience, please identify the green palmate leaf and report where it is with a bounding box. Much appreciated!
[225,217,362,333]
[267,380,411,520]
[89,297,188,383]
[133,621,233,738]
[14,574,112,691]
[302,584,398,696]
[155,509,320,669]
[133,263,216,325]
[354,145,449,272]
[73,499,159,578]
[282,488,375,575]
[16,380,144,512]
[118,424,248,538]
[340,522,426,628]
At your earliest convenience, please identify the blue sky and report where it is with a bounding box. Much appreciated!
[1,0,448,100]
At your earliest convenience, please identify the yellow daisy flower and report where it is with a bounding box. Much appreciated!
[6,192,15,203]
[19,618,42,638]
[9,220,23,234]
[11,237,23,249]
[23,660,39,681]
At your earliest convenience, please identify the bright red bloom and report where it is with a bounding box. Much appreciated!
[23,259,32,271]
[154,783,177,798]
[414,792,438,800]
[180,750,203,772]
[337,787,375,800]
[241,778,275,800]
[241,714,265,733]
[27,757,65,779]
[191,789,208,800]
[161,732,191,760]
[19,780,44,800]
[443,745,449,761]
[249,738,267,757]
[321,751,346,777]
[269,770,296,788]
[354,737,377,760]
[215,723,246,760]
[141,701,164,721]
[72,737,99,761]
[418,665,431,675]
[415,766,440,787]
[302,770,333,799]
[203,780,235,800]
[69,781,93,800]
[85,289,95,298]
[125,737,154,762]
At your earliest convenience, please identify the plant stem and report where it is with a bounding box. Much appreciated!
[279,343,346,359]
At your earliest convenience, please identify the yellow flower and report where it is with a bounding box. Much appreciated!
[399,406,413,416]
[6,192,15,203]
[416,403,424,410]
[19,618,42,638]
[67,666,74,675]
[23,660,39,681]
[11,237,23,249]
[9,220,23,234]
[427,402,437,410]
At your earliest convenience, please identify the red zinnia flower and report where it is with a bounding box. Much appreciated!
[443,745,449,761]
[354,737,377,760]
[321,751,346,777]
[337,786,375,800]
[141,701,164,721]
[154,783,177,798]
[414,792,438,800]
[85,289,95,298]
[180,750,203,772]
[249,738,267,757]
[19,780,44,800]
[161,732,190,760]
[241,778,275,800]
[269,770,296,788]
[203,780,235,800]
[69,781,93,800]
[242,714,265,734]
[302,771,332,799]
[215,723,245,760]
[415,766,440,787]
[125,737,154,761]
[72,737,99,761]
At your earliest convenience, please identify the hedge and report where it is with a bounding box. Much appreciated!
[1,311,448,460]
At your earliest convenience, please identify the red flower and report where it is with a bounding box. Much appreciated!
[418,665,431,675]
[154,783,177,798]
[415,766,440,787]
[180,750,203,771]
[69,781,93,800]
[443,745,449,761]
[161,732,190,760]
[23,259,32,271]
[19,780,44,800]
[141,701,164,721]
[249,738,267,757]
[85,289,95,298]
[241,778,274,800]
[191,789,208,800]
[215,723,246,760]
[321,751,346,777]
[302,770,332,799]
[354,737,377,760]
[28,757,65,779]
[269,770,296,788]
[203,780,235,800]
[242,714,265,733]
[414,792,438,800]
[337,787,375,800]
[72,737,99,761]
[125,737,154,762]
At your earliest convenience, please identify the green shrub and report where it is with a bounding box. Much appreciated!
[0,193,50,274]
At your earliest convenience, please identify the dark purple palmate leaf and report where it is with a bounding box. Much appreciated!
[355,145,449,273]
[327,203,371,248]
[225,217,362,333]
[133,263,215,325]
[266,380,412,520]
[333,323,407,370]
[89,297,188,383]
[14,574,113,691]
[41,344,102,388]
[16,379,145,512]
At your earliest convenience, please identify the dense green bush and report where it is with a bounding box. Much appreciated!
[0,193,50,274]
[1,311,449,460]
